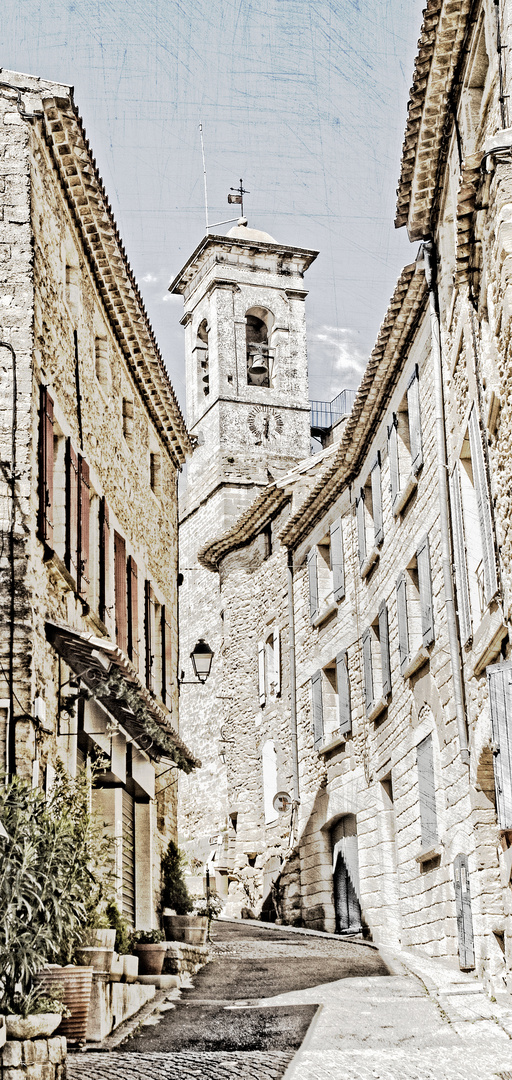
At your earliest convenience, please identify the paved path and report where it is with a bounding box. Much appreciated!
[68,921,512,1080]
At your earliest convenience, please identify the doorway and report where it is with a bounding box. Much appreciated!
[331,815,362,934]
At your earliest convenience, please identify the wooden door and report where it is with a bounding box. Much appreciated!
[332,816,362,934]
[453,853,475,970]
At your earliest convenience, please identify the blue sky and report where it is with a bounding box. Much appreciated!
[3,0,424,409]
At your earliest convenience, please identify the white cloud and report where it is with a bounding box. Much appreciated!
[141,272,159,284]
[309,324,366,401]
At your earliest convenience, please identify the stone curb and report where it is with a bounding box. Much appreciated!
[218,916,379,948]
[281,1003,324,1080]
[72,987,180,1055]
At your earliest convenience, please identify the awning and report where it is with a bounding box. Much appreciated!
[46,621,200,772]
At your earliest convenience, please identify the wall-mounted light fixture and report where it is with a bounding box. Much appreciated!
[179,639,214,685]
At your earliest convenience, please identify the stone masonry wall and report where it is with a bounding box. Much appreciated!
[1,1035,67,1080]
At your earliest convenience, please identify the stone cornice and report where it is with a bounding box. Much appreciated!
[395,0,476,240]
[279,263,428,549]
[198,485,290,571]
[168,234,318,296]
[0,70,192,467]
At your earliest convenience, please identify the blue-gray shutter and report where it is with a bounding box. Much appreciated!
[417,733,438,848]
[362,628,374,716]
[356,490,366,568]
[330,518,345,602]
[258,641,266,706]
[453,853,475,970]
[449,464,472,644]
[388,416,399,505]
[371,453,384,546]
[307,548,319,623]
[468,405,498,604]
[379,601,392,698]
[336,650,351,735]
[417,533,435,647]
[311,669,323,750]
[396,572,409,673]
[407,365,423,475]
[487,660,512,829]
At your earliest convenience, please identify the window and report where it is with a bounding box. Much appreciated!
[487,660,512,829]
[127,555,139,671]
[356,453,383,576]
[311,650,351,751]
[122,398,134,449]
[388,365,423,516]
[246,307,273,387]
[65,262,80,313]
[38,385,54,547]
[449,404,498,640]
[144,582,171,705]
[114,532,128,653]
[262,523,272,560]
[99,496,111,626]
[62,437,90,599]
[95,336,111,392]
[150,452,161,496]
[396,534,434,677]
[258,629,281,706]
[417,734,438,850]
[194,319,209,397]
[307,518,345,624]
[362,602,391,720]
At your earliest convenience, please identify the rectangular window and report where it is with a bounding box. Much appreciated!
[307,517,345,623]
[388,366,423,516]
[65,439,79,582]
[145,580,155,692]
[396,536,434,676]
[127,555,139,671]
[310,650,351,751]
[357,455,383,576]
[453,405,498,631]
[99,496,111,625]
[417,734,438,849]
[161,606,173,709]
[487,660,512,829]
[362,606,391,719]
[258,629,281,705]
[38,386,54,547]
[150,452,161,496]
[114,532,128,653]
[77,456,90,600]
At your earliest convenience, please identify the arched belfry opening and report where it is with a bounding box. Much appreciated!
[196,319,209,396]
[246,307,274,387]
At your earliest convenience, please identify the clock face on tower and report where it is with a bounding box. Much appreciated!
[248,405,284,443]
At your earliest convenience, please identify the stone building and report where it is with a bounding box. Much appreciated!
[0,70,197,927]
[176,0,512,997]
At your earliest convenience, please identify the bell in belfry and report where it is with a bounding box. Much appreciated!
[248,347,268,375]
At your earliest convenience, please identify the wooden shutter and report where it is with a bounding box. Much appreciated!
[258,641,266,706]
[453,853,475,970]
[449,464,472,644]
[417,733,438,848]
[407,365,423,475]
[362,628,374,716]
[145,580,154,691]
[127,556,139,671]
[38,385,54,546]
[388,415,399,506]
[77,456,90,599]
[417,533,434,647]
[379,601,392,698]
[356,490,366,568]
[487,660,512,828]
[330,518,345,602]
[161,606,173,708]
[99,497,110,624]
[65,439,79,582]
[272,629,281,697]
[307,548,319,623]
[311,669,323,749]
[371,453,384,546]
[468,404,498,604]
[114,532,128,653]
[121,789,135,924]
[336,650,351,735]
[396,571,409,673]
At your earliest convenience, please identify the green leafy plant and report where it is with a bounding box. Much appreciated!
[18,988,71,1019]
[161,840,193,915]
[131,929,165,945]
[105,901,132,955]
[0,762,114,1014]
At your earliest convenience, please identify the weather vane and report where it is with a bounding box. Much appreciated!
[228,179,250,218]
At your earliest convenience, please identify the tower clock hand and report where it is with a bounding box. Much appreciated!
[263,416,270,438]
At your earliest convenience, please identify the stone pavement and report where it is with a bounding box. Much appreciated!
[67,922,512,1080]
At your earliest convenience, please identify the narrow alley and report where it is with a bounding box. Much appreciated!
[67,921,512,1080]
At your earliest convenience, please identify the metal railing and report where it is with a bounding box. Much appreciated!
[310,388,357,432]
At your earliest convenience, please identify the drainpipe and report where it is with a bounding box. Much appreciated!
[287,549,300,841]
[422,242,470,766]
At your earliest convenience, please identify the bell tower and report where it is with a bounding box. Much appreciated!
[172,222,317,879]
[170,220,318,532]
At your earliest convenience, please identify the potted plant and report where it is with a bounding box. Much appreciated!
[160,840,200,942]
[131,929,167,975]
[3,988,70,1041]
[104,901,135,982]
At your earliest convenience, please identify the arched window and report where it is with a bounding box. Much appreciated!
[246,307,273,387]
[196,319,209,396]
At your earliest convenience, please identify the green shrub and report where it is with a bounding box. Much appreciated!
[161,840,193,915]
[105,902,131,955]
[131,929,165,945]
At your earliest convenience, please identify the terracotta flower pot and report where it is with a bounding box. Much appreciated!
[75,946,114,973]
[133,943,167,975]
[34,966,93,1044]
[5,1014,62,1040]
[164,914,208,944]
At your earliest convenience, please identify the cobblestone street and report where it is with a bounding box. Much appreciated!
[67,922,512,1080]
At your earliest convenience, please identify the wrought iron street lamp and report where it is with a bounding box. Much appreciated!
[189,639,214,683]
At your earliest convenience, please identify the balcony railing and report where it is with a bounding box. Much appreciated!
[311,389,357,434]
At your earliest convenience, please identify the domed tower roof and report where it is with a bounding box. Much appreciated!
[226,218,276,243]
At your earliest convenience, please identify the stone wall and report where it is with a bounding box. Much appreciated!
[1,1035,67,1080]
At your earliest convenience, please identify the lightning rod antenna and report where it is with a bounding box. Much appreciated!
[199,122,209,235]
